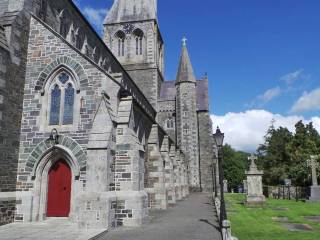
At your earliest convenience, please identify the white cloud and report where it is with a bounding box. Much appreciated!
[257,87,281,105]
[211,110,320,153]
[280,69,304,85]
[291,88,320,113]
[247,86,281,108]
[82,7,108,33]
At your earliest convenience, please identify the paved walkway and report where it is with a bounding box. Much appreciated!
[0,218,107,240]
[102,193,222,240]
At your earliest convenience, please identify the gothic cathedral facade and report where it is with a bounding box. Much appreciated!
[0,0,215,228]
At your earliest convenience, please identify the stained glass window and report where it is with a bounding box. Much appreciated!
[63,83,74,125]
[49,85,61,125]
[58,72,69,84]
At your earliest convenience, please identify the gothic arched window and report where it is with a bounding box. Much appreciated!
[133,29,144,55]
[183,124,189,135]
[63,83,75,124]
[166,118,175,129]
[49,71,75,126]
[115,31,125,57]
[49,85,61,125]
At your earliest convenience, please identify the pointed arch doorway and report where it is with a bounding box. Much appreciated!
[47,159,72,217]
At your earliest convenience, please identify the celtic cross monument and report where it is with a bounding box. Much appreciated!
[307,155,320,202]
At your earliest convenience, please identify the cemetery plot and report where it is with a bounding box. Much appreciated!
[226,194,320,240]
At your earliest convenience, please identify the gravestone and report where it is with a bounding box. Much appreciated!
[223,180,228,193]
[245,155,265,204]
[307,155,320,202]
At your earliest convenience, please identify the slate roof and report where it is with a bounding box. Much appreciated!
[160,81,176,101]
[196,78,209,111]
[0,24,8,51]
[104,0,157,24]
[159,79,209,111]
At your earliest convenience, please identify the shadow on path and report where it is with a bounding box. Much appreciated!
[199,219,221,232]
[103,193,222,240]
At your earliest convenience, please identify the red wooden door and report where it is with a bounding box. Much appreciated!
[47,159,71,217]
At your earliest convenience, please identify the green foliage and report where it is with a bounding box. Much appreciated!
[257,120,320,186]
[222,144,250,191]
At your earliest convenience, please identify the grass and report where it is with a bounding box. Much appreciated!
[225,194,320,240]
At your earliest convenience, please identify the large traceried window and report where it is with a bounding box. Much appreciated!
[49,71,75,126]
[133,29,144,55]
[115,31,125,57]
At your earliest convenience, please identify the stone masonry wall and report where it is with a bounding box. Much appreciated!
[13,16,122,223]
[176,82,200,188]
[0,199,16,226]
[0,9,31,194]
[158,100,176,141]
[198,111,214,193]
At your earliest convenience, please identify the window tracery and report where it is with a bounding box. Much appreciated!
[48,71,75,126]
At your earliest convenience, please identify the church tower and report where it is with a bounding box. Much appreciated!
[104,0,164,111]
[176,40,200,188]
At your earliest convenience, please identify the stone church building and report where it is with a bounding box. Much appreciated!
[0,0,215,228]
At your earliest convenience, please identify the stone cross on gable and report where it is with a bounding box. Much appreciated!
[248,155,258,170]
[307,155,320,186]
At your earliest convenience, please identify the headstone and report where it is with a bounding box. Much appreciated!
[307,155,320,202]
[245,155,265,204]
[223,180,228,193]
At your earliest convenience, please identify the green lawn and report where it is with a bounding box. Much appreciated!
[225,194,320,240]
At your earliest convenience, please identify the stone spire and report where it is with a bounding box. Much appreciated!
[176,38,196,84]
[104,0,157,24]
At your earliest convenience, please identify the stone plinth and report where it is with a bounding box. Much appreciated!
[309,186,320,202]
[245,156,265,205]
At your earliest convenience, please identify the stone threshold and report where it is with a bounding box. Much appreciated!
[0,218,108,240]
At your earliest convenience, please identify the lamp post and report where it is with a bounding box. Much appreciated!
[213,127,227,226]
[212,145,218,198]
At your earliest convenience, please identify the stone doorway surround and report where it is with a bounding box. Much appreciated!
[30,145,81,222]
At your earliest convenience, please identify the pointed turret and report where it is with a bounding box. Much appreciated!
[176,38,196,84]
[104,0,157,24]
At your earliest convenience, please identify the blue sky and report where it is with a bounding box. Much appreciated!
[74,0,320,151]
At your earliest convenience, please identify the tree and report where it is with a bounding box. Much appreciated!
[222,144,250,191]
[257,125,292,185]
[257,120,320,187]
